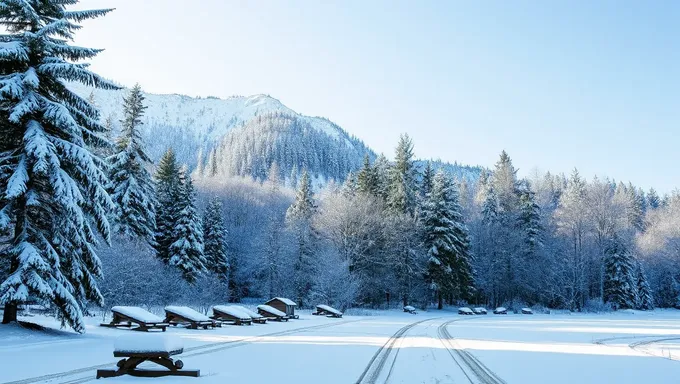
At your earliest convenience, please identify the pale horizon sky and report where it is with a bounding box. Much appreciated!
[73,0,679,193]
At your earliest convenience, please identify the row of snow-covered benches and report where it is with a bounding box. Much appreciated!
[101,303,343,332]
[96,301,343,379]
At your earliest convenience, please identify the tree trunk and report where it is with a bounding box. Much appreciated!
[437,291,443,310]
[2,303,18,324]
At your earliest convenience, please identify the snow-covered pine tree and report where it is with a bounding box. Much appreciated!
[356,154,377,195]
[656,270,679,308]
[633,258,653,310]
[647,188,660,210]
[286,169,317,307]
[422,170,473,309]
[168,167,207,283]
[342,171,357,197]
[603,238,637,309]
[387,134,417,215]
[107,84,156,242]
[421,161,434,199]
[372,154,390,201]
[517,180,542,255]
[154,148,181,263]
[0,1,119,331]
[203,197,228,280]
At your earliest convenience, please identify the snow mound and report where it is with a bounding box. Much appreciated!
[165,306,211,322]
[111,306,164,323]
[114,334,183,353]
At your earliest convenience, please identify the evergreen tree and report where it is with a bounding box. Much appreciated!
[422,170,473,309]
[0,2,118,331]
[421,161,434,198]
[372,154,390,201]
[656,271,679,308]
[517,180,542,254]
[356,154,377,195]
[154,148,181,263]
[286,170,317,306]
[107,84,156,242]
[387,134,417,215]
[647,188,660,209]
[603,238,637,309]
[203,197,228,280]
[168,168,207,283]
[633,258,653,310]
[342,170,357,197]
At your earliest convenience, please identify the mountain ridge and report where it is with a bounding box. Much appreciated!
[71,84,482,184]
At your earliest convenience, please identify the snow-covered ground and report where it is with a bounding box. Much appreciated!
[2,309,680,383]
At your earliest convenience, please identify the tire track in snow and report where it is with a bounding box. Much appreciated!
[438,319,506,384]
[596,334,680,361]
[3,319,365,384]
[355,317,439,384]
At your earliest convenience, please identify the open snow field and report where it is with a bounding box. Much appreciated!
[2,310,680,383]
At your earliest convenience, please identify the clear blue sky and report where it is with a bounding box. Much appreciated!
[74,0,680,193]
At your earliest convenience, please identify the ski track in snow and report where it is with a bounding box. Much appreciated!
[355,316,504,384]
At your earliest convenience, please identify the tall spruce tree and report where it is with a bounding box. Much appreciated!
[421,161,434,199]
[107,84,155,242]
[603,238,637,309]
[647,188,660,209]
[168,168,207,283]
[356,154,377,195]
[387,134,417,215]
[154,148,181,263]
[633,258,653,310]
[0,2,119,331]
[203,197,229,280]
[422,170,473,309]
[286,170,317,306]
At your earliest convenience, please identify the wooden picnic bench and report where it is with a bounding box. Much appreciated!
[312,304,343,318]
[100,306,169,332]
[257,304,289,322]
[211,305,253,325]
[230,305,267,324]
[96,334,199,379]
[403,305,417,314]
[164,306,218,330]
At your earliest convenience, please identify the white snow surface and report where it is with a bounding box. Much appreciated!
[114,333,184,353]
[4,310,680,383]
[165,306,211,322]
[257,304,287,317]
[111,306,164,323]
[213,305,252,320]
[269,297,297,306]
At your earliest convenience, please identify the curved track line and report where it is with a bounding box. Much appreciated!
[438,319,506,384]
[355,317,438,384]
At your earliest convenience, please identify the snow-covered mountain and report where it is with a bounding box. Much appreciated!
[72,84,481,184]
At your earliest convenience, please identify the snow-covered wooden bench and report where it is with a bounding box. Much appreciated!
[164,306,218,329]
[257,304,289,321]
[403,305,417,314]
[211,305,253,325]
[96,334,199,379]
[312,304,343,318]
[230,305,267,324]
[100,306,169,332]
